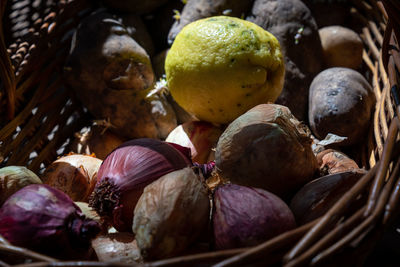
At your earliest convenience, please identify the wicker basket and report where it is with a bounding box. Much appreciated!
[0,0,399,266]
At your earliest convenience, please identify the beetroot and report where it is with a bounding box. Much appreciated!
[213,184,296,250]
[0,184,100,259]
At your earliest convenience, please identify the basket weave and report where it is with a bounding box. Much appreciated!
[0,0,399,266]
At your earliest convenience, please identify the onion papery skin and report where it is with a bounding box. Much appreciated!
[193,161,215,179]
[213,184,296,250]
[41,154,102,202]
[0,166,42,205]
[91,232,142,263]
[215,104,318,200]
[89,138,192,232]
[0,184,100,259]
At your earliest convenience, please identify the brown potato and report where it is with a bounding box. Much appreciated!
[168,0,254,44]
[102,0,169,14]
[303,1,351,28]
[118,13,155,57]
[71,125,126,160]
[247,0,324,121]
[152,49,169,80]
[290,170,366,225]
[144,0,185,52]
[64,10,177,139]
[308,67,376,146]
[319,25,363,69]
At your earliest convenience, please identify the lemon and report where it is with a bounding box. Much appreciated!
[165,16,285,124]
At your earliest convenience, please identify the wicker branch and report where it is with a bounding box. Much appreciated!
[311,156,400,265]
[148,248,246,267]
[365,118,400,216]
[0,243,56,263]
[283,165,378,262]
[0,0,399,266]
[0,0,16,120]
[212,219,319,267]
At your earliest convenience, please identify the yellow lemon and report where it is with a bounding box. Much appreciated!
[165,16,285,124]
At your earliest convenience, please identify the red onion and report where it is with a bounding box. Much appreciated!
[193,161,216,179]
[213,184,296,250]
[0,184,100,259]
[89,138,192,232]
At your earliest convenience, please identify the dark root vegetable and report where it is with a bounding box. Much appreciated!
[71,125,126,160]
[103,0,169,14]
[65,10,177,140]
[215,104,318,199]
[89,138,192,232]
[308,67,376,146]
[319,26,363,69]
[0,184,100,259]
[213,183,296,250]
[168,0,255,44]
[290,170,366,225]
[247,0,324,121]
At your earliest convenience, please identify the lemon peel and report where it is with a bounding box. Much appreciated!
[165,16,285,124]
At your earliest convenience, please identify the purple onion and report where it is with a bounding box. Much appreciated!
[89,138,192,232]
[213,184,296,250]
[193,161,216,178]
[0,184,100,259]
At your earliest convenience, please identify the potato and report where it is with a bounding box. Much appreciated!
[152,49,169,80]
[71,125,126,160]
[319,26,363,69]
[64,10,177,139]
[102,0,169,14]
[290,170,366,225]
[144,0,185,52]
[118,13,155,57]
[247,0,324,121]
[303,0,351,28]
[168,0,254,44]
[308,67,376,146]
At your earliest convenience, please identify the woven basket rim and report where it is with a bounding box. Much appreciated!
[0,0,399,266]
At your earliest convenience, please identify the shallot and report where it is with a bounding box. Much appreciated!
[213,183,296,249]
[0,184,100,259]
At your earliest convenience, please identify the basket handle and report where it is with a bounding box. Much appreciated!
[0,0,16,120]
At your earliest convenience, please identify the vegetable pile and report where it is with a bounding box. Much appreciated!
[1,0,378,264]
